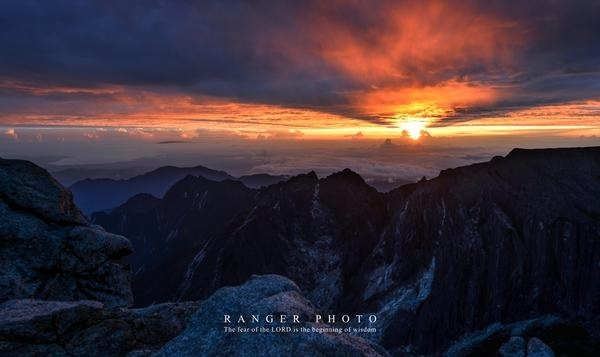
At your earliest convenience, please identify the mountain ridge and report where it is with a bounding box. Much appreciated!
[93,146,600,355]
[70,164,288,213]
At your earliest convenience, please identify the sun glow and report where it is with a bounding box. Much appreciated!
[399,119,427,140]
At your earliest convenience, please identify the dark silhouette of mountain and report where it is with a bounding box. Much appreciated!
[238,173,290,188]
[93,169,387,309]
[94,176,256,304]
[70,165,288,213]
[93,147,600,355]
[364,147,600,355]
[49,166,150,186]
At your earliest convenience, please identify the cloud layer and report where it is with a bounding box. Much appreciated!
[0,0,599,129]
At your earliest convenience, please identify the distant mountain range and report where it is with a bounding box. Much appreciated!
[92,147,600,355]
[50,166,151,187]
[70,164,413,214]
[70,165,288,213]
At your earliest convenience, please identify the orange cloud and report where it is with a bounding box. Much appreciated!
[352,80,499,120]
[310,2,522,84]
[1,2,597,141]
[0,80,123,96]
[257,1,525,128]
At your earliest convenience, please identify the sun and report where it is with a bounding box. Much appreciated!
[400,119,426,140]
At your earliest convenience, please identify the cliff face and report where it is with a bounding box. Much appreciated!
[93,147,600,355]
[0,158,133,307]
[361,147,600,353]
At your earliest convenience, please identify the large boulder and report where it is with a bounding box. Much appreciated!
[498,336,526,357]
[154,275,388,357]
[0,158,133,307]
[0,158,85,224]
[443,315,593,357]
[527,338,555,357]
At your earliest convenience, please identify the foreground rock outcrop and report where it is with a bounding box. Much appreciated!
[0,299,198,357]
[154,275,387,357]
[0,276,387,357]
[0,158,132,307]
[0,158,196,357]
[443,315,593,356]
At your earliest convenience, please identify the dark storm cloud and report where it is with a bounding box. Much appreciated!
[0,0,350,103]
[0,0,599,122]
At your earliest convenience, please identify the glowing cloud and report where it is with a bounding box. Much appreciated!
[0,0,598,140]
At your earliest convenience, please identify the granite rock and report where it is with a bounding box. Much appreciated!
[154,275,388,357]
[0,157,133,307]
[0,298,198,357]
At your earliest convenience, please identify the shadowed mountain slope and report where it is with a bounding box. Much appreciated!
[94,147,600,355]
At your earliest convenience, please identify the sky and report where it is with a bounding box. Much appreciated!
[1,0,599,183]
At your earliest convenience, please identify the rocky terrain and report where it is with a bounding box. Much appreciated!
[93,147,600,355]
[0,299,198,356]
[154,275,387,357]
[372,147,600,354]
[2,148,600,356]
[0,158,132,307]
[0,157,388,356]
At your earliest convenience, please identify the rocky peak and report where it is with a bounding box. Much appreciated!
[0,157,133,308]
[164,174,250,198]
[0,158,85,224]
[282,170,319,186]
[323,168,367,185]
[118,193,161,213]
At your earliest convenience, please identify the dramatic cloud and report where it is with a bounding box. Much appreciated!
[0,0,598,132]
